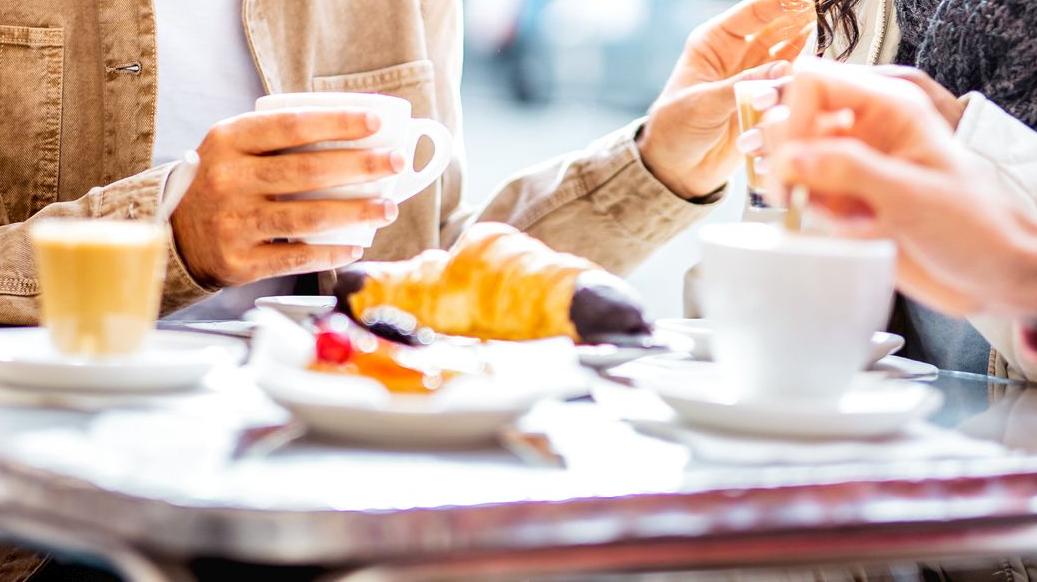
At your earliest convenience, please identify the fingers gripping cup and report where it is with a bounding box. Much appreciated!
[31,219,167,357]
[255,92,454,247]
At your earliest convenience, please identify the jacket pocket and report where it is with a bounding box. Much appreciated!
[0,24,64,225]
[312,60,436,112]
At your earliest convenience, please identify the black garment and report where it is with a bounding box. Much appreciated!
[896,0,1037,128]
[888,296,992,374]
[888,0,1037,374]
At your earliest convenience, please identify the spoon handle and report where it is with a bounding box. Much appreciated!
[784,184,809,232]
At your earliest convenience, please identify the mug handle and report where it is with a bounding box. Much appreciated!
[393,118,454,203]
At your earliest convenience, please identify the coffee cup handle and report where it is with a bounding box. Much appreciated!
[393,119,454,203]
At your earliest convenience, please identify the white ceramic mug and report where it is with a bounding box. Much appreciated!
[255,92,453,247]
[697,223,896,405]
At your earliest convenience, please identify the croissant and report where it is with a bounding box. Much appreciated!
[334,223,649,342]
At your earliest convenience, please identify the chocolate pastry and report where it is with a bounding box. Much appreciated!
[334,223,650,342]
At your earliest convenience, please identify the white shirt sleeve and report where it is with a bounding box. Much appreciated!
[955,91,1037,213]
[957,92,1037,379]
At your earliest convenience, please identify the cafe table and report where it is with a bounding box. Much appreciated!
[2,325,1037,581]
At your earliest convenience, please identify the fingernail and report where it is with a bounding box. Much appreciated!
[365,112,382,133]
[792,149,815,174]
[381,199,399,222]
[761,104,791,125]
[752,87,779,111]
[736,129,764,154]
[389,150,407,173]
[753,156,769,176]
[351,247,364,260]
[832,108,856,130]
[768,60,791,77]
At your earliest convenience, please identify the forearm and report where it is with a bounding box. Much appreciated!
[0,165,212,325]
[990,219,1037,316]
[966,218,1037,380]
[459,120,723,275]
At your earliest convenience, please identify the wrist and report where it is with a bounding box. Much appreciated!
[636,126,724,201]
[169,208,219,290]
[976,211,1037,316]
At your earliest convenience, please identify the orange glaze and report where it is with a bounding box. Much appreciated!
[310,338,459,394]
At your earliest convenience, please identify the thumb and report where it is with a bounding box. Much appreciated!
[661,60,792,125]
[717,59,793,108]
[735,59,793,83]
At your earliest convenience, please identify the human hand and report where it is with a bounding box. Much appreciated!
[638,0,814,198]
[171,109,403,288]
[760,61,1037,316]
[736,63,966,172]
[871,65,966,130]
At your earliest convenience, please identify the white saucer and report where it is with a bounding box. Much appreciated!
[611,360,943,439]
[0,329,247,393]
[254,296,337,324]
[257,363,558,447]
[873,355,940,380]
[654,318,905,367]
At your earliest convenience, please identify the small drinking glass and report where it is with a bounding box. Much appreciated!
[32,219,167,357]
[736,0,816,215]
[735,78,787,210]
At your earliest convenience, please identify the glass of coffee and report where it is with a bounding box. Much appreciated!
[735,78,788,210]
[31,219,167,357]
[735,0,816,213]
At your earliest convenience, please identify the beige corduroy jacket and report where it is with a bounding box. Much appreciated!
[0,0,719,325]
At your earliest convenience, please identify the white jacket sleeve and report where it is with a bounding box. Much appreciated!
[955,92,1037,212]
[957,92,1037,378]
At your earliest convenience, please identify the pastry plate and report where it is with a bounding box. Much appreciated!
[250,309,591,447]
[0,329,246,393]
[258,364,545,448]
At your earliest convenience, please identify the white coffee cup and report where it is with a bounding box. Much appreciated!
[255,92,453,247]
[697,223,896,405]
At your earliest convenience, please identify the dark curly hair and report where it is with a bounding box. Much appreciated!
[816,0,864,60]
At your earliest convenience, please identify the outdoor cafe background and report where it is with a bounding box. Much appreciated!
[463,0,744,319]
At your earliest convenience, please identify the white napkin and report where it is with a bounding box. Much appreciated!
[630,418,1009,466]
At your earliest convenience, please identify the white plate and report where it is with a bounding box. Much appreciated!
[0,329,246,393]
[249,309,591,447]
[620,360,943,439]
[255,296,337,324]
[655,318,905,367]
[257,363,556,447]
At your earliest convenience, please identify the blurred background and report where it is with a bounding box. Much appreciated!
[461,0,746,319]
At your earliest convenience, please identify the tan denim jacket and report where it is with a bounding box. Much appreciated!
[0,0,718,326]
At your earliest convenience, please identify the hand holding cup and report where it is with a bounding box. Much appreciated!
[171,107,405,289]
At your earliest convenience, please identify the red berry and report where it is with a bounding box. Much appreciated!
[316,329,353,364]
